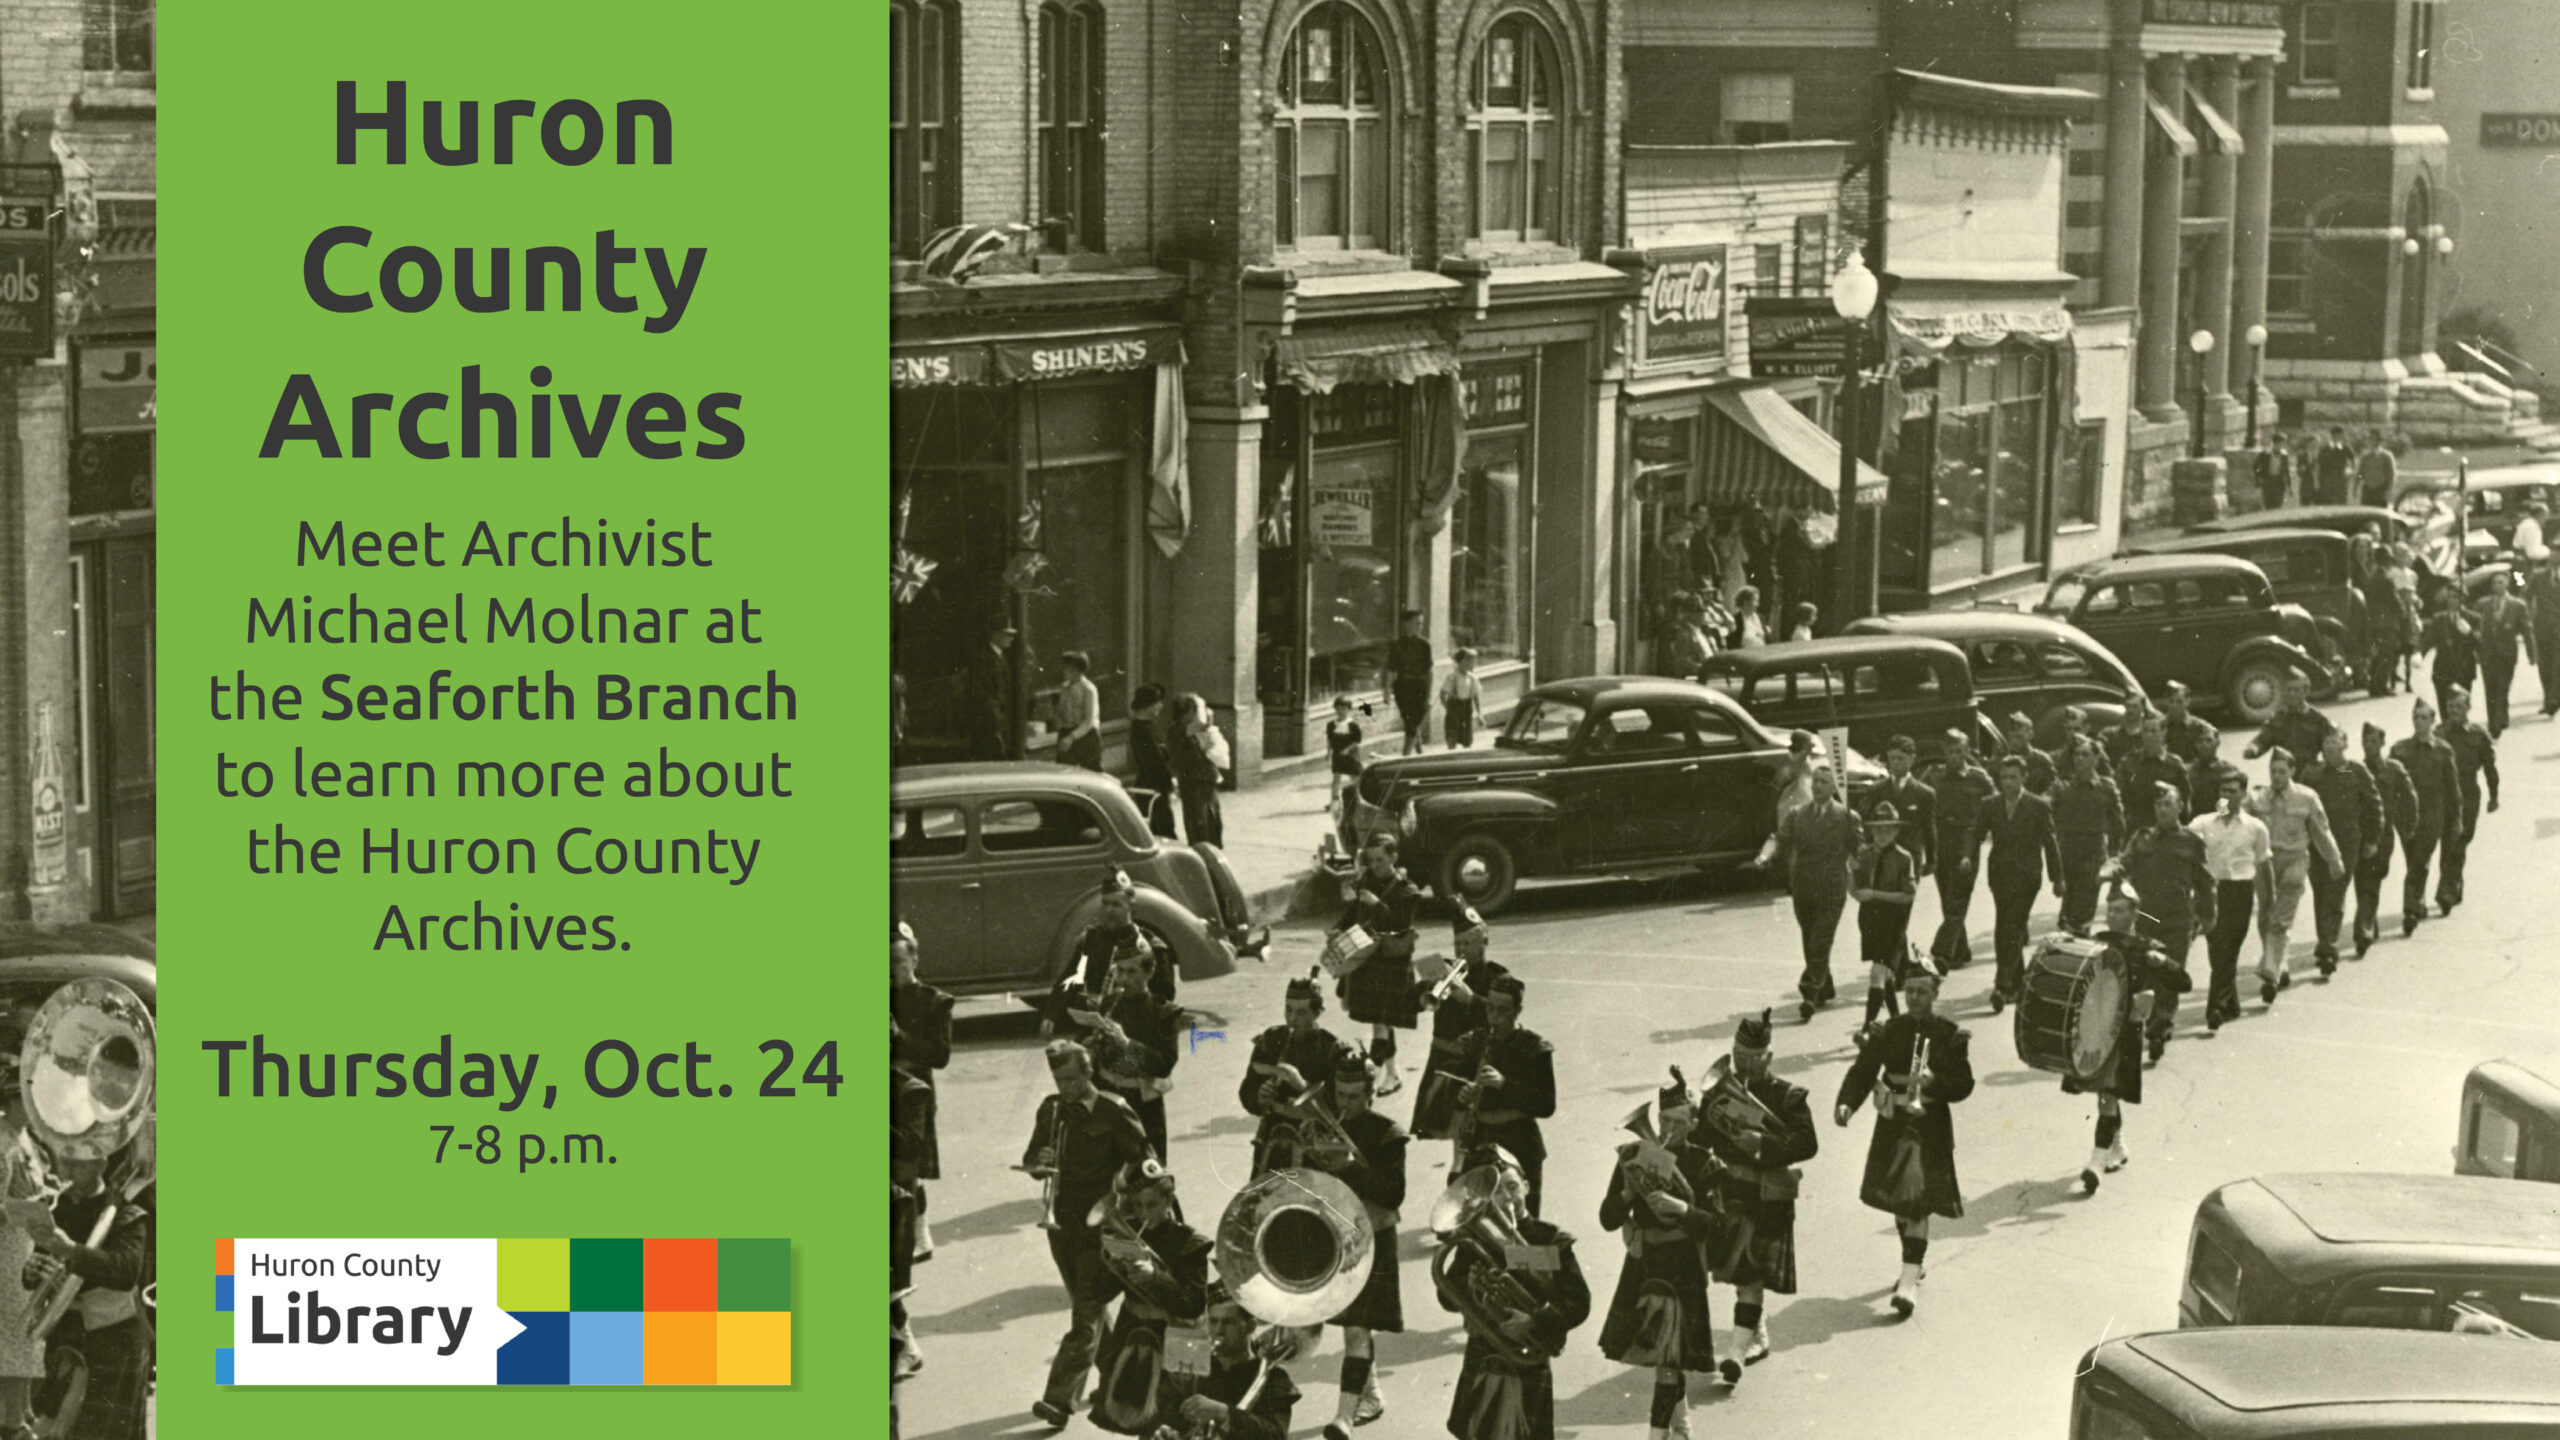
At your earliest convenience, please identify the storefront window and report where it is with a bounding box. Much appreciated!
[1304,385,1404,703]
[1932,406,1991,584]
[1454,362,1532,664]
[1924,347,2052,587]
[1020,458,1132,735]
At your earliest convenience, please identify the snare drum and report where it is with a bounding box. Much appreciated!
[1321,925,1377,978]
[2013,935,2130,1084]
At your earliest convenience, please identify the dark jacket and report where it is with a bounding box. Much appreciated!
[2118,749,2193,819]
[1975,791,2063,887]
[2300,756,2384,861]
[1470,1023,1560,1165]
[2423,610,2483,684]
[2389,733,2461,822]
[1129,715,1177,794]
[892,979,956,1178]
[2250,706,2337,766]
[2051,772,2125,844]
[2369,748,2420,838]
[2117,824,2217,933]
[1838,1013,1975,1219]
[1024,1090,1152,1234]
[1929,761,1998,858]
[1240,1023,1355,1174]
[2441,719,2499,812]
[1865,774,1937,869]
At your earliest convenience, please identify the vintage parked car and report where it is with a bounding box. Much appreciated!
[2395,465,2558,557]
[1845,610,2146,748]
[2187,503,2413,544]
[2456,1057,2560,1184]
[1695,636,2001,767]
[2072,1328,2560,1439]
[2038,554,2327,722]
[2123,529,2366,696]
[1350,677,1881,915]
[2180,1172,2560,1339]
[890,763,1263,999]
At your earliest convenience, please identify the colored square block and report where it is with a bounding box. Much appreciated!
[644,1310,716,1385]
[497,1312,570,1386]
[714,1311,790,1386]
[215,1275,234,1313]
[217,1238,234,1276]
[645,1238,718,1311]
[216,1348,234,1386]
[498,1239,569,1312]
[716,1239,790,1312]
[571,1238,644,1312]
[570,1311,644,1386]
[215,1310,235,1348]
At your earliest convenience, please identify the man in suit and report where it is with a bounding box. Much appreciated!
[1862,734,1936,875]
[1974,753,2063,1012]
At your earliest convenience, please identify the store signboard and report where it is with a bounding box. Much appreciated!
[1309,485,1375,547]
[2481,114,2560,148]
[1745,298,1851,378]
[0,196,52,359]
[2144,0,2280,26]
[1636,245,1729,364]
[78,343,156,433]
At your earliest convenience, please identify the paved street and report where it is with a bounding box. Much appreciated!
[900,678,2560,1440]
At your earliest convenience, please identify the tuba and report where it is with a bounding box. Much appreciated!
[1617,1102,1696,1211]
[1428,1165,1554,1365]
[1212,1168,1372,1329]
[19,977,155,1340]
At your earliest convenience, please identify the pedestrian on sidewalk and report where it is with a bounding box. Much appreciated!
[1852,803,1919,1035]
[2475,571,2536,737]
[1976,753,2063,1014]
[2314,427,2356,506]
[2052,741,2124,935]
[1785,601,1820,643]
[1440,648,1484,751]
[2245,748,2342,1007]
[1130,684,1181,840]
[1170,693,1229,848]
[2389,698,2461,935]
[2360,721,2417,954]
[2256,438,2295,513]
[1056,651,1103,769]
[1766,766,1863,1022]
[1730,586,1769,649]
[1927,730,1994,971]
[2297,727,2381,976]
[1325,695,1366,813]
[2189,770,2269,1030]
[2355,433,2400,509]
[2438,686,2499,914]
[1385,609,1433,755]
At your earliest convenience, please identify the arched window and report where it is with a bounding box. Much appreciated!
[1274,3,1389,252]
[1468,15,1562,243]
[892,0,962,256]
[1039,2,1108,251]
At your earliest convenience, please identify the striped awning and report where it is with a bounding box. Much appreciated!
[1271,323,1460,395]
[1697,385,1887,512]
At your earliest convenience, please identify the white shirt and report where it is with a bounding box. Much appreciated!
[2514,514,2548,565]
[2187,807,2272,882]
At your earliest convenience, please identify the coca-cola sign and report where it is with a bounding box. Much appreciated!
[1637,245,1729,364]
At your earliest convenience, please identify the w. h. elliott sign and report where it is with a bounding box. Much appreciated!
[1637,245,1729,365]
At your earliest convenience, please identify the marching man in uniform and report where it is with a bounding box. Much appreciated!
[1025,1039,1155,1429]
[1835,963,1975,1318]
[1697,1010,1817,1380]
[1927,729,1997,971]
[1055,939,1185,1164]
[2068,889,2186,1195]
[1438,1148,1591,1440]
[1412,907,1507,1169]
[1457,974,1558,1217]
[1331,831,1426,1096]
[1088,1161,1214,1435]
[1241,973,1355,1178]
[1597,1069,1722,1437]
[1306,1056,1409,1440]
[1140,1284,1302,1440]
[2111,783,2215,1060]
[1064,869,1179,1005]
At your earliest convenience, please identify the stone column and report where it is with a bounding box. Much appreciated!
[2195,57,2239,406]
[2138,52,2190,422]
[2102,42,2150,310]
[2228,56,2277,398]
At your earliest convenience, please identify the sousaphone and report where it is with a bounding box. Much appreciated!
[21,978,156,1163]
[1214,1168,1372,1328]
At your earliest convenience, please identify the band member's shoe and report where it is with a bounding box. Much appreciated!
[1989,990,2008,1015]
[1356,1377,1383,1425]
[1798,998,1817,1021]
[2355,930,2374,959]
[2403,912,2421,937]
[2104,1142,2130,1173]
[1033,1400,1073,1430]
[1889,1263,1922,1318]
[1744,1323,1771,1364]
[2080,1166,2100,1196]
[1717,1336,1743,1386]
[1323,1425,1353,1440]
[2147,1034,2167,1063]
[2259,977,2277,1006]
[2316,952,2336,977]
[1374,1066,1404,1099]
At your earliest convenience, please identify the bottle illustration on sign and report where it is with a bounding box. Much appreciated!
[31,701,65,892]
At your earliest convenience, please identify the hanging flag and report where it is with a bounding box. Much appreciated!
[1016,497,1044,549]
[892,545,938,603]
[919,223,1030,284]
[1147,360,1192,557]
[1002,551,1052,593]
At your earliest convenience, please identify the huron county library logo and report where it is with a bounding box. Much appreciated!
[215,1238,791,1386]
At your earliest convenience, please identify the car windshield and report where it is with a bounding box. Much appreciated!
[2039,578,2088,617]
[1501,697,1588,752]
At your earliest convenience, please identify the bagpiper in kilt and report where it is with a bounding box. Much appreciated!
[1597,1069,1723,1438]
[1411,907,1508,1166]
[1438,1150,1592,1440]
[1332,830,1426,1096]
[1696,1010,1817,1378]
[1455,973,1558,1218]
[1240,972,1358,1178]
[1088,1162,1216,1436]
[1835,964,1975,1319]
[1066,868,1180,1004]
[2067,891,2189,1197]
[1303,1055,1409,1440]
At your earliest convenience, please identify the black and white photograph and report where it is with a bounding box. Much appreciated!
[0,0,158,1435]
[891,1,2560,1435]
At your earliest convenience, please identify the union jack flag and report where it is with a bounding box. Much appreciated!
[892,545,938,603]
[918,223,1032,284]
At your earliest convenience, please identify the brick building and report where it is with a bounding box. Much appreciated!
[0,0,154,921]
[890,0,1639,775]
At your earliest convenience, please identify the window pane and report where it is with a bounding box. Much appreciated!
[1038,8,1057,122]
[920,8,944,118]
[1531,123,1557,236]
[118,5,151,72]
[893,805,969,859]
[1488,30,1521,108]
[1065,11,1087,123]
[1302,122,1345,241]
[1484,123,1523,235]
[1468,128,1483,236]
[1355,120,1384,246]
[1991,399,2040,571]
[1530,33,1553,110]
[892,8,909,124]
[981,799,1107,853]
[1021,459,1131,732]
[1352,21,1378,106]
[1275,126,1297,245]
[1306,441,1402,703]
[1453,433,1527,663]
[1303,14,1341,103]
[1933,408,1991,583]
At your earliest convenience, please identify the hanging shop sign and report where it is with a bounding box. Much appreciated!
[889,327,1182,388]
[1636,245,1729,365]
[1745,298,1852,378]
[0,196,53,359]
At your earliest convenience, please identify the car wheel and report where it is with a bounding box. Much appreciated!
[2226,656,2289,723]
[1438,833,1519,916]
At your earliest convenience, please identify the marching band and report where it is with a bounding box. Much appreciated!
[894,672,2510,1437]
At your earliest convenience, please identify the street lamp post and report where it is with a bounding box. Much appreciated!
[2188,328,2217,460]
[2244,323,2268,450]
[1830,247,1880,623]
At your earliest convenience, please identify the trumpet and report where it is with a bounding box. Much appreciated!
[1888,1035,1931,1119]
[1265,1081,1362,1175]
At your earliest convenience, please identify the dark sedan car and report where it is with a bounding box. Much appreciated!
[1696,635,1999,766]
[1351,677,1878,914]
[2125,529,2367,696]
[2039,554,2327,722]
[1846,610,2145,747]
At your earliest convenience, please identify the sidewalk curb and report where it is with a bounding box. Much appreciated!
[1244,871,1334,927]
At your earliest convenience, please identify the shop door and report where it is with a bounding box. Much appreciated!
[89,537,155,918]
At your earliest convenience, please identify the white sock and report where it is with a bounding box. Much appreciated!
[2087,1146,2109,1174]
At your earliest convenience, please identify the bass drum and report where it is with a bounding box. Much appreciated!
[2014,936,2128,1084]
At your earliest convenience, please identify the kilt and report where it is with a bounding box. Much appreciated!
[1333,1226,1404,1332]
[1706,1171,1800,1294]
[1597,1229,1715,1372]
[1339,932,1421,1028]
